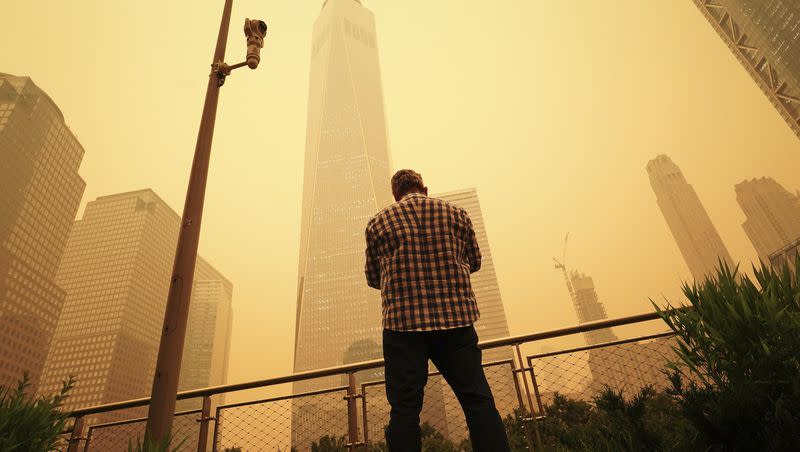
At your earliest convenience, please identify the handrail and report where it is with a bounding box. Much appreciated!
[526,331,675,360]
[67,310,669,418]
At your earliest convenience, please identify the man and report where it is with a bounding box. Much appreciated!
[365,169,511,452]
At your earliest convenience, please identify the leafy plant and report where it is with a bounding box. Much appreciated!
[536,387,697,452]
[127,432,186,452]
[0,373,75,452]
[655,258,800,451]
[310,434,347,452]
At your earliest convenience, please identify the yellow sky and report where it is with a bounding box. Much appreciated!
[4,0,800,402]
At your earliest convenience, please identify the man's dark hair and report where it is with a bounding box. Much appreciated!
[391,169,425,198]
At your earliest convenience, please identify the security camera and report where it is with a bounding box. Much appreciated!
[244,18,268,69]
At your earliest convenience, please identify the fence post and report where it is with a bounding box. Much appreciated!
[528,359,546,417]
[345,373,363,450]
[66,416,85,452]
[210,406,222,452]
[360,384,370,447]
[509,359,533,451]
[514,344,544,451]
[197,396,213,452]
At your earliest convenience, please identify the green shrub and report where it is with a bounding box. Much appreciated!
[0,373,74,452]
[538,387,697,452]
[656,259,800,451]
[310,434,347,452]
[127,432,185,452]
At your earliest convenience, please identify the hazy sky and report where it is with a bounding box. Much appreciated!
[4,1,800,402]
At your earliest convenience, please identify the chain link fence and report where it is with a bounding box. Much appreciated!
[62,315,682,451]
[361,359,523,448]
[213,387,350,452]
[83,410,201,451]
[527,333,677,408]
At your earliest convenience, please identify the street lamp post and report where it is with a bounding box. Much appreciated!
[145,0,267,442]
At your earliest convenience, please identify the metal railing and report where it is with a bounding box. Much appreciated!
[62,311,678,451]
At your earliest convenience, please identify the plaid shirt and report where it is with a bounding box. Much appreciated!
[365,192,481,332]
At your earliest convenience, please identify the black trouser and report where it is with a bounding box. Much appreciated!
[382,325,511,452]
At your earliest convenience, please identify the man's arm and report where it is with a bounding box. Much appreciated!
[365,222,382,289]
[464,211,482,273]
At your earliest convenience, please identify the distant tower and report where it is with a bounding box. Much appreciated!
[736,177,800,262]
[293,0,393,394]
[568,271,619,346]
[176,262,234,412]
[693,0,800,140]
[434,189,512,361]
[39,190,230,421]
[557,265,670,399]
[560,267,620,394]
[553,235,618,346]
[646,155,734,280]
[0,73,85,391]
[434,189,514,443]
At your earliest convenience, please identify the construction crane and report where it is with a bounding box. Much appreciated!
[553,232,576,301]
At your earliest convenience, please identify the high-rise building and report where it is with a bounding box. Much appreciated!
[292,2,393,447]
[693,1,800,140]
[176,260,234,412]
[434,189,512,362]
[293,0,393,393]
[0,73,86,391]
[428,189,514,443]
[569,271,619,346]
[646,155,734,280]
[39,190,231,420]
[770,238,800,273]
[736,177,800,262]
[557,270,674,400]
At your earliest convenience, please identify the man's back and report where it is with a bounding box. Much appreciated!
[367,170,511,452]
[365,192,481,332]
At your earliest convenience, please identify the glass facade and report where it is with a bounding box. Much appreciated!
[38,190,231,420]
[646,155,734,281]
[0,73,85,391]
[566,271,669,397]
[177,264,233,412]
[433,189,512,363]
[719,0,800,91]
[736,177,800,261]
[293,0,393,393]
[694,0,800,138]
[568,272,618,346]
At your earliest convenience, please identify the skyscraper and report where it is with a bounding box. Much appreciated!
[434,189,512,362]
[646,155,734,280]
[568,271,619,346]
[559,269,673,399]
[39,190,230,419]
[736,177,800,262]
[177,260,234,412]
[0,73,85,391]
[693,0,800,140]
[770,239,800,273]
[431,189,514,443]
[293,0,393,392]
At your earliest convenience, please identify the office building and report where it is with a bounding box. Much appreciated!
[569,271,619,346]
[176,261,234,412]
[0,73,85,391]
[647,155,734,280]
[434,189,512,362]
[292,0,394,395]
[770,238,800,272]
[693,0,800,140]
[736,177,800,262]
[39,190,230,420]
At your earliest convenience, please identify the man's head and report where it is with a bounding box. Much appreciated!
[391,169,428,201]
